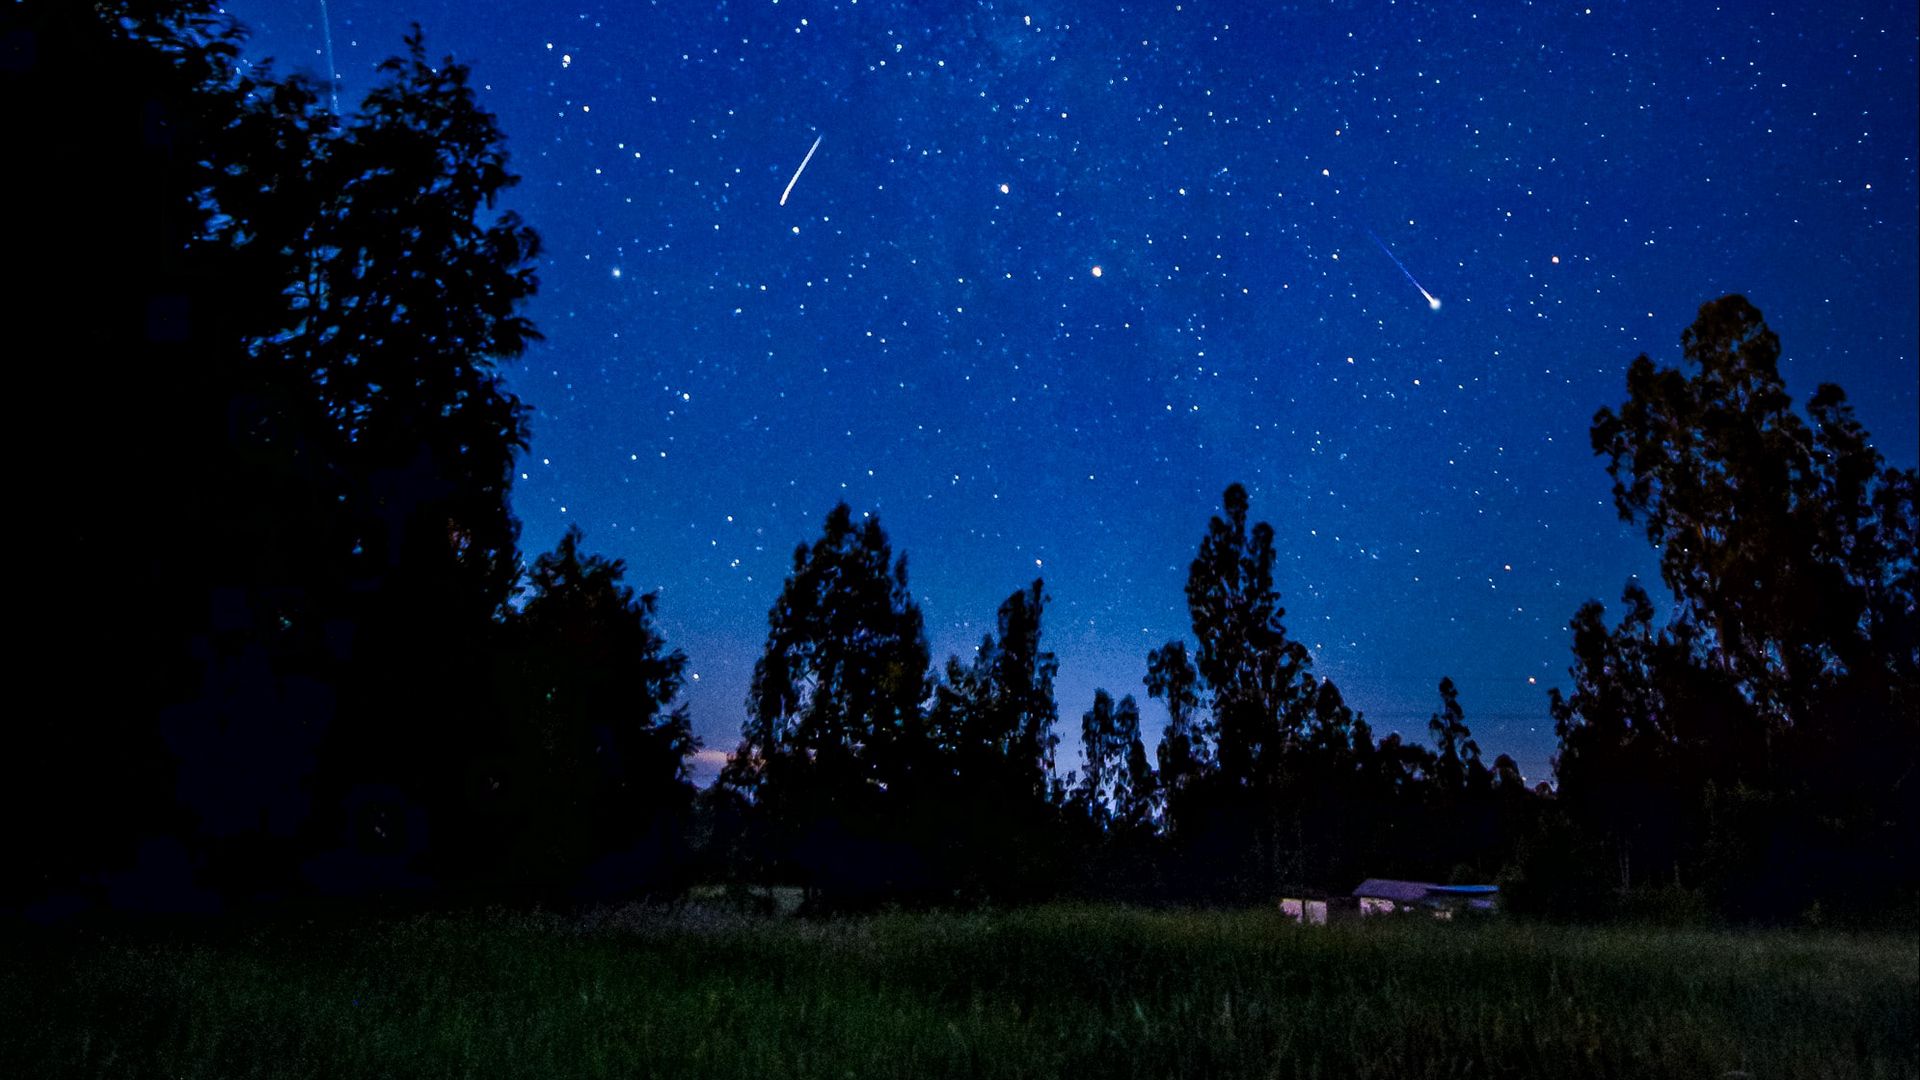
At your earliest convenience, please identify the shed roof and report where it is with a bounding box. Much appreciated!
[1352,878,1439,902]
[1351,878,1499,902]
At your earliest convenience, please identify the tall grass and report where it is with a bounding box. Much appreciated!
[4,904,1913,1078]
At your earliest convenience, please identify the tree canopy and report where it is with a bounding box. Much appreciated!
[6,0,692,912]
[1550,294,1918,920]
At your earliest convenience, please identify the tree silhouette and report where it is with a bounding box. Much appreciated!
[7,2,550,909]
[1592,295,1915,731]
[1078,690,1144,824]
[1147,503,1531,895]
[933,580,1060,799]
[1143,485,1332,899]
[1547,586,1722,893]
[265,28,544,896]
[10,0,323,908]
[1185,484,1318,790]
[923,580,1066,902]
[1119,721,1159,834]
[1146,640,1208,812]
[1415,677,1505,881]
[482,526,695,900]
[724,504,932,906]
[1427,677,1481,794]
[1552,295,1918,919]
[1284,678,1374,888]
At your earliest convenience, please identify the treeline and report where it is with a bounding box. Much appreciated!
[701,356,1916,923]
[700,489,1536,910]
[7,2,1914,924]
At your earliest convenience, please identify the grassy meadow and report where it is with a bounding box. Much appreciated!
[3,903,1914,1079]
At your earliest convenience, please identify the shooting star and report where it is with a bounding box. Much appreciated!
[317,0,340,115]
[779,134,824,207]
[1367,228,1442,310]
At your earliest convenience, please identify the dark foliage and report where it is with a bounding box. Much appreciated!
[1126,487,1532,902]
[1536,295,1918,922]
[5,0,692,915]
[478,526,698,902]
[923,579,1071,902]
[722,503,936,907]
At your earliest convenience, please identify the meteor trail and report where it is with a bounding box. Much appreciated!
[317,0,340,114]
[779,134,824,207]
[1367,228,1442,310]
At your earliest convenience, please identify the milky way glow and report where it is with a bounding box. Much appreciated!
[221,0,1918,787]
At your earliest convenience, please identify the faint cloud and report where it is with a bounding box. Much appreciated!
[690,747,731,787]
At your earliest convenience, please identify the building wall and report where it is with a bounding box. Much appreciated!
[1279,898,1329,925]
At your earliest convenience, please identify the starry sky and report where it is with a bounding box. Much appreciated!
[223,0,1918,786]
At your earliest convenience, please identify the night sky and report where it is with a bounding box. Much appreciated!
[222,0,1918,786]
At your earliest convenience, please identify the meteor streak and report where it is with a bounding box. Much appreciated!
[317,0,340,114]
[779,134,824,207]
[1367,228,1442,310]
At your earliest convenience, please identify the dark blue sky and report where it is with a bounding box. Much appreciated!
[226,0,1918,785]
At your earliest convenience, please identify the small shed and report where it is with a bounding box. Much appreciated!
[1278,888,1359,925]
[1352,878,1499,918]
[1279,896,1327,924]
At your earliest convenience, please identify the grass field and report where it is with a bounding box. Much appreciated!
[4,904,1914,1078]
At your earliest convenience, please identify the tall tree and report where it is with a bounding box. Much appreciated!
[1185,484,1319,789]
[1079,690,1147,824]
[724,504,931,905]
[935,580,1060,798]
[1119,723,1159,833]
[268,29,543,888]
[1284,678,1376,887]
[923,580,1064,902]
[1145,485,1326,899]
[7,1,548,908]
[1556,295,1918,918]
[1427,677,1481,794]
[1591,295,1916,732]
[1146,640,1208,804]
[483,526,695,899]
